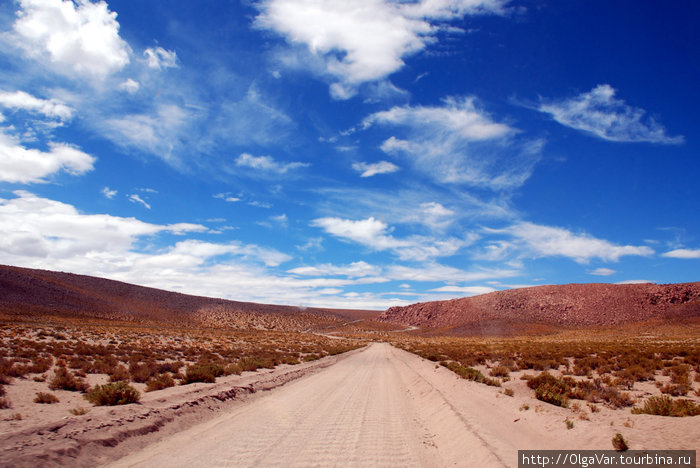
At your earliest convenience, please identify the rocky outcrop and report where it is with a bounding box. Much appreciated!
[378,282,700,329]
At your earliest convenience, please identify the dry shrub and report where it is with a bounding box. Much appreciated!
[129,361,157,383]
[527,372,569,407]
[181,362,223,384]
[145,373,175,392]
[0,397,10,409]
[49,367,89,392]
[28,356,53,374]
[224,363,243,375]
[34,392,59,404]
[108,364,131,382]
[631,395,699,417]
[441,362,501,387]
[85,382,140,406]
[489,366,510,377]
[612,433,629,451]
[69,406,89,415]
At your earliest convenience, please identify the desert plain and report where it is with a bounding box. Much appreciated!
[0,265,698,467]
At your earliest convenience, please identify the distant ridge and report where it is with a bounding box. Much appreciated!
[378,282,700,332]
[0,264,379,330]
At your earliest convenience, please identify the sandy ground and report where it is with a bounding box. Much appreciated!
[2,342,697,467]
[107,343,698,468]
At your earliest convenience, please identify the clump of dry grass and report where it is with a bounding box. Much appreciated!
[631,395,699,417]
[441,361,501,387]
[49,366,89,392]
[34,392,59,404]
[85,382,140,406]
[145,373,175,392]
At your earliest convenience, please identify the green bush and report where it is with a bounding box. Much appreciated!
[528,372,570,407]
[85,382,140,406]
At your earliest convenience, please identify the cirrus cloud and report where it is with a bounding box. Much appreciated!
[537,84,683,144]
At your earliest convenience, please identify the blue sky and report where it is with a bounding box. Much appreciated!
[0,0,697,309]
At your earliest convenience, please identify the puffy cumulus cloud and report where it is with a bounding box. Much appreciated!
[363,97,542,190]
[662,248,700,259]
[484,222,654,263]
[12,0,130,78]
[119,78,140,93]
[235,153,309,174]
[0,192,415,309]
[0,129,95,183]
[255,0,507,99]
[0,90,74,121]
[311,216,471,261]
[0,191,206,260]
[352,160,399,177]
[537,84,684,144]
[144,46,178,69]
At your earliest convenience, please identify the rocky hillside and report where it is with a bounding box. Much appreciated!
[0,264,379,330]
[378,282,700,330]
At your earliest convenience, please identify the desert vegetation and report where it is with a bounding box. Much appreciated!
[0,317,363,416]
[390,326,700,417]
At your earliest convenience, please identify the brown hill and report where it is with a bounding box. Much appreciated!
[378,282,700,332]
[0,264,379,330]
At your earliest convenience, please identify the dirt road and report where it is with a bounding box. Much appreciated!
[109,343,541,467]
[106,342,699,467]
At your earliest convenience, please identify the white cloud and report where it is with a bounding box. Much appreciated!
[365,96,512,140]
[486,222,654,263]
[0,191,206,259]
[119,79,140,93]
[538,84,684,144]
[363,97,541,190]
[352,160,399,177]
[662,248,700,259]
[0,191,413,309]
[0,90,74,121]
[103,104,190,161]
[616,279,654,285]
[12,0,131,78]
[387,263,518,283]
[101,187,117,199]
[255,0,507,98]
[589,267,616,276]
[214,192,241,203]
[144,46,178,69]
[289,261,381,278]
[311,216,470,261]
[0,128,95,183]
[429,285,496,296]
[128,194,150,210]
[235,153,309,174]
